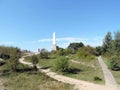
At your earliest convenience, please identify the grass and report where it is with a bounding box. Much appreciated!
[65,59,104,84]
[25,55,104,84]
[102,56,120,84]
[0,64,74,90]
[1,72,74,90]
[25,56,57,69]
[111,70,120,84]
[102,57,111,68]
[72,58,97,67]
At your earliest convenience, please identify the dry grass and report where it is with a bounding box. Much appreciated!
[1,72,74,90]
[0,61,74,90]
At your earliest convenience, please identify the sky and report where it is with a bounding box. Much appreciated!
[0,0,120,51]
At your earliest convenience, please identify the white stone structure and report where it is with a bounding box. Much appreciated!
[53,32,57,51]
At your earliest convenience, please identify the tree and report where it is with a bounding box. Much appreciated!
[57,48,65,56]
[68,42,84,53]
[96,46,102,55]
[103,32,112,47]
[39,48,49,59]
[103,32,112,53]
[110,55,120,71]
[113,31,120,54]
[56,46,61,50]
[101,31,120,71]
[31,55,39,71]
[114,31,120,41]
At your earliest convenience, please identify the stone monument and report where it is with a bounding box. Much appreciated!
[53,32,57,51]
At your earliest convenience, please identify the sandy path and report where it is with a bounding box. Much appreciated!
[98,56,119,89]
[19,56,119,90]
[0,80,6,90]
[0,59,7,90]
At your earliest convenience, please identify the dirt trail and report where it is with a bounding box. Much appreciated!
[19,56,119,90]
[98,56,119,89]
[0,80,6,90]
[0,58,7,90]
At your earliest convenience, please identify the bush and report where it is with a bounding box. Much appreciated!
[94,76,102,81]
[78,51,95,60]
[0,53,10,60]
[0,60,6,66]
[54,57,69,73]
[57,49,65,56]
[110,56,120,71]
[8,56,20,72]
[16,64,33,72]
[39,49,49,59]
[31,55,39,71]
[78,46,98,56]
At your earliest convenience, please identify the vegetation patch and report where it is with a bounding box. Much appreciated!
[25,53,103,84]
[78,51,95,60]
[77,46,97,61]
[0,60,6,66]
[65,60,104,84]
[1,72,73,90]
[0,62,73,90]
[103,57,120,84]
[110,56,120,71]
[53,57,80,74]
[94,76,102,81]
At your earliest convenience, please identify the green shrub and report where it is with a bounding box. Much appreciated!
[57,49,65,56]
[53,57,80,74]
[110,56,120,71]
[78,46,98,56]
[7,56,20,72]
[31,55,39,71]
[94,76,102,81]
[53,57,69,73]
[78,51,95,60]
[0,60,6,66]
[39,48,49,59]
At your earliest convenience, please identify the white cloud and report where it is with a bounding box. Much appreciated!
[57,37,88,42]
[0,41,13,46]
[38,39,52,42]
[38,37,103,48]
[38,37,88,43]
[58,42,70,48]
[0,37,103,52]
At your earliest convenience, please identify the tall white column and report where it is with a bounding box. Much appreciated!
[53,32,57,51]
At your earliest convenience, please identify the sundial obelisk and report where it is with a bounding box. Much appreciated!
[53,32,57,51]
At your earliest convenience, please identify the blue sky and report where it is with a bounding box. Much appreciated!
[0,0,120,51]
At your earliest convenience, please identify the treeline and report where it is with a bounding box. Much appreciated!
[96,31,120,71]
[38,42,98,61]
